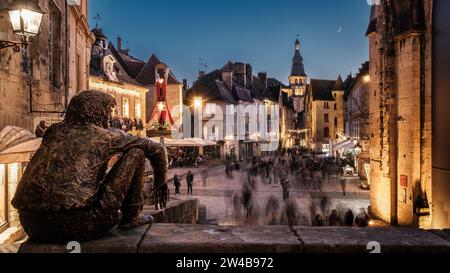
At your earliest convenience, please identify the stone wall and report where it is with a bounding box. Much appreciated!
[146,199,199,225]
[367,0,435,228]
[0,0,93,132]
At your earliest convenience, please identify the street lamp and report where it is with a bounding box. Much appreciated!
[2,0,43,49]
[1,0,43,76]
[363,75,371,83]
[194,97,203,109]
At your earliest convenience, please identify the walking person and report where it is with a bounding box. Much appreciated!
[186,171,194,195]
[281,175,291,202]
[201,169,208,187]
[225,162,231,178]
[340,178,347,196]
[174,174,181,195]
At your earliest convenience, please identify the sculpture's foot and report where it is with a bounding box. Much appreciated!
[118,213,153,230]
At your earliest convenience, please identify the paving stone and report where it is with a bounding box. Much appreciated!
[294,227,450,253]
[138,224,302,253]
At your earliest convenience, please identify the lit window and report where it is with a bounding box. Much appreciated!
[49,3,61,87]
[135,100,141,119]
[0,164,5,225]
[122,98,129,117]
[7,163,21,223]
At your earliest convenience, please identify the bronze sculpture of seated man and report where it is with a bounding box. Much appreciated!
[12,90,168,244]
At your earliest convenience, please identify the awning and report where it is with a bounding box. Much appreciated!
[0,126,42,164]
[0,126,36,152]
[0,138,42,164]
[332,140,355,152]
[150,137,217,147]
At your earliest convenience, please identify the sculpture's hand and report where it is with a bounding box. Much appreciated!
[144,140,168,189]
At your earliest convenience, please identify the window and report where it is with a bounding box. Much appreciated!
[335,117,338,126]
[324,114,329,123]
[49,3,61,87]
[122,98,129,117]
[6,163,21,224]
[76,53,81,92]
[135,100,141,119]
[334,104,337,110]
[324,127,330,138]
[245,113,250,136]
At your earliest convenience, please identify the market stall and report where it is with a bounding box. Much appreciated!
[0,127,41,230]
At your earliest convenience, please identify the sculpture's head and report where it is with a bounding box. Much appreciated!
[65,90,117,128]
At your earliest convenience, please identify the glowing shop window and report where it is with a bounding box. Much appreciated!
[135,100,141,119]
[0,164,5,225]
[122,98,129,117]
[8,163,21,223]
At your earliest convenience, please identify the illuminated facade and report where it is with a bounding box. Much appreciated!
[185,62,280,160]
[304,76,347,151]
[366,0,450,229]
[89,28,148,135]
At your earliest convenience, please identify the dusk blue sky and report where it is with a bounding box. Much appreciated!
[89,0,371,86]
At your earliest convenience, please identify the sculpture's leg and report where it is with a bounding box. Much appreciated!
[99,148,147,226]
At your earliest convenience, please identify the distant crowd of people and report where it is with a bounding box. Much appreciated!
[169,151,209,168]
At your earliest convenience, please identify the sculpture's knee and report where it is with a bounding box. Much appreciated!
[123,148,145,163]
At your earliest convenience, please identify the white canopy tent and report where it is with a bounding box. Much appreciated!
[0,138,42,164]
[332,139,355,153]
[150,137,217,147]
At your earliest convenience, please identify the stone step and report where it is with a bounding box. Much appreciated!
[17,224,450,254]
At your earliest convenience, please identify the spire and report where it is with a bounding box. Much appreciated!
[333,75,344,91]
[291,37,306,77]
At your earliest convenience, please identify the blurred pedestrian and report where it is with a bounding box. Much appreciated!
[281,176,291,202]
[186,171,194,195]
[174,174,181,195]
[201,169,208,187]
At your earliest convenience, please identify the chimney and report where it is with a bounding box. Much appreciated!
[222,69,233,90]
[258,72,267,88]
[117,36,122,51]
[198,71,205,79]
[183,79,188,92]
[246,64,253,86]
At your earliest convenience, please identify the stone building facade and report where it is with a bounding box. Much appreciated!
[366,0,450,229]
[0,0,93,133]
[344,62,370,179]
[185,62,280,160]
[89,28,148,136]
[304,76,347,152]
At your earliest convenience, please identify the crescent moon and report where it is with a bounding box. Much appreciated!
[337,27,342,33]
